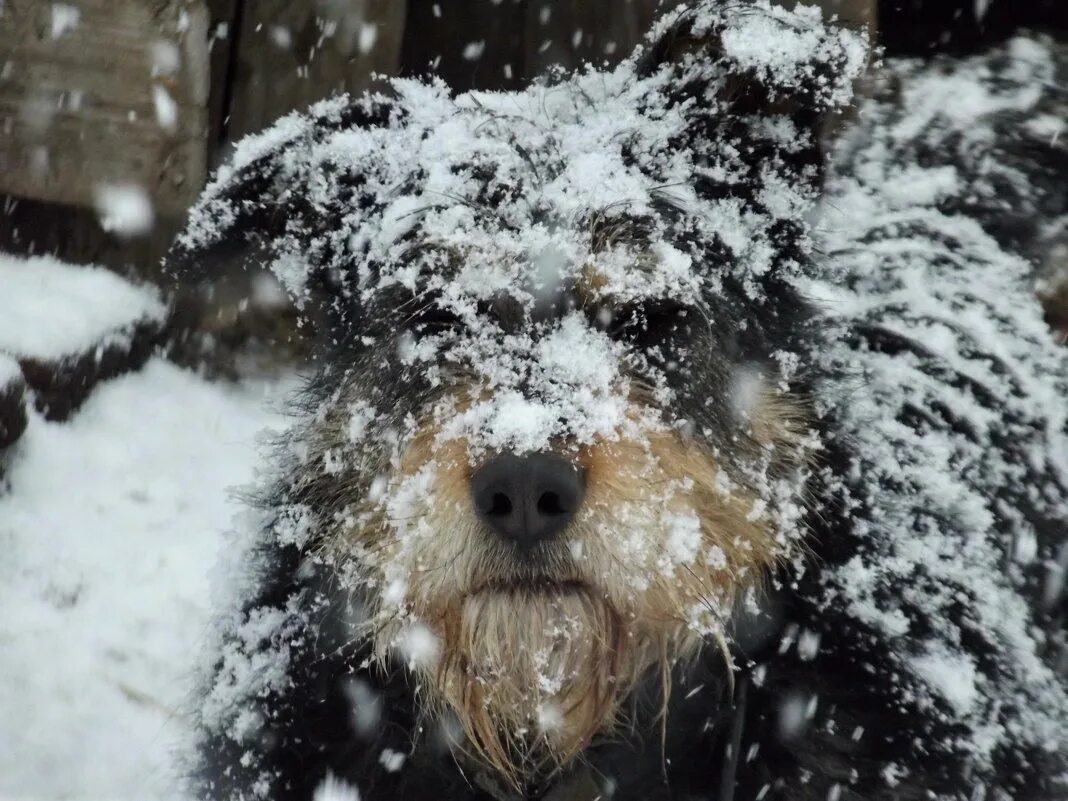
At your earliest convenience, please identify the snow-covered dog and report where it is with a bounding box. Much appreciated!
[170,2,1068,799]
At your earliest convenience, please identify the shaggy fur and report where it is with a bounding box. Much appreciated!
[170,3,1067,800]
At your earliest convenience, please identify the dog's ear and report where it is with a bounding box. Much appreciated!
[166,2,867,345]
[634,1,869,174]
[165,94,400,340]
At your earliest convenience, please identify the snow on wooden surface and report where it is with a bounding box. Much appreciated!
[0,254,167,362]
[0,359,295,801]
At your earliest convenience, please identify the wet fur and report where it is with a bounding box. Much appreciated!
[177,8,1067,801]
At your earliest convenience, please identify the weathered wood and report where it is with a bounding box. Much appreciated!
[0,194,183,279]
[204,0,242,151]
[225,0,406,141]
[400,0,656,92]
[0,0,211,217]
[524,0,660,77]
[401,0,527,92]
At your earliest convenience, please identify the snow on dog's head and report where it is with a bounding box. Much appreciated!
[172,0,865,784]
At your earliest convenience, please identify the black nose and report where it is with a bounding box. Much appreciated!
[471,452,586,550]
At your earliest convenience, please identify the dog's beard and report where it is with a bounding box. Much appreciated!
[401,584,658,785]
[351,402,810,785]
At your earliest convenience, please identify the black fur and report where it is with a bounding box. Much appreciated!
[171,5,1067,800]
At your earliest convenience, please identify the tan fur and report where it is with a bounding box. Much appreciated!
[319,387,810,787]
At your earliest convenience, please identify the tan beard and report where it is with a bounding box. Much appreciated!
[405,584,675,787]
[345,387,811,786]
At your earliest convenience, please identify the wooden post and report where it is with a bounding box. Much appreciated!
[401,0,527,92]
[224,0,406,141]
[0,0,210,218]
[0,0,212,271]
[524,0,660,77]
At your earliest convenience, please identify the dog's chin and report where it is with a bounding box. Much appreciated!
[409,578,639,783]
[469,575,590,597]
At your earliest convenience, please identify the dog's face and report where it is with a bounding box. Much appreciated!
[174,1,865,785]
[307,246,814,779]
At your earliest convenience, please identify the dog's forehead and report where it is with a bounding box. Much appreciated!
[175,0,869,342]
[336,74,710,314]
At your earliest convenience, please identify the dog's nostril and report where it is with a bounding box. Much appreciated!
[488,492,513,516]
[537,491,564,516]
[471,452,586,550]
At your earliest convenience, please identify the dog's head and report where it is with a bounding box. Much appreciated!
[172,0,866,785]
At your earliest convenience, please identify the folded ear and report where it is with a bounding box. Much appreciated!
[635,1,869,163]
[164,94,401,340]
[166,1,868,345]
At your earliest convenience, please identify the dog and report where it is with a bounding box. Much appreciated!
[169,2,1068,799]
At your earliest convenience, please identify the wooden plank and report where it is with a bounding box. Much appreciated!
[203,0,241,155]
[0,0,211,217]
[225,0,406,141]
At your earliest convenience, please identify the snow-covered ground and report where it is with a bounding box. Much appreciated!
[0,255,166,363]
[0,359,296,801]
